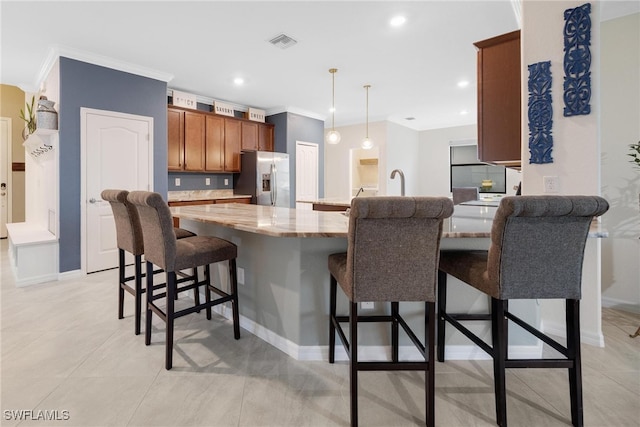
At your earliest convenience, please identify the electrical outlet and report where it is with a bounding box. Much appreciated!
[175,178,181,187]
[205,178,211,185]
[237,267,245,285]
[543,176,559,193]
[224,178,229,186]
[361,301,374,310]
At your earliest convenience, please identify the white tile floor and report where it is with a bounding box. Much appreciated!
[1,239,639,426]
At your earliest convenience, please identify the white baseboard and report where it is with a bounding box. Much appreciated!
[58,269,83,281]
[602,296,640,314]
[542,320,605,347]
[211,305,545,361]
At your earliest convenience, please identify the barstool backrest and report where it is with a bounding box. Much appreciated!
[488,195,609,299]
[346,196,454,302]
[452,187,479,205]
[101,189,144,256]
[127,191,177,272]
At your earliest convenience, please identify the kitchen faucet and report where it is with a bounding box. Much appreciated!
[390,169,405,196]
[354,187,364,197]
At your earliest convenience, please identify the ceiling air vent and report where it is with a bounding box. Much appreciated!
[268,33,298,50]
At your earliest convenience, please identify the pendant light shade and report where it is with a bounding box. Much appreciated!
[361,84,373,149]
[326,68,341,145]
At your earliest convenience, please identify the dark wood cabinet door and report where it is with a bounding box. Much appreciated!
[241,121,258,151]
[258,123,274,151]
[167,108,184,170]
[183,111,205,171]
[224,119,242,172]
[475,30,521,166]
[205,115,225,171]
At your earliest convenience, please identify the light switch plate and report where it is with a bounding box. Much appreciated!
[175,178,181,187]
[205,178,211,185]
[224,178,229,186]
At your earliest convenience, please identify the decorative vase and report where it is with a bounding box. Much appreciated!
[36,97,58,130]
[21,127,29,141]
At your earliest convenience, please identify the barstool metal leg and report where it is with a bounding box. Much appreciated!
[567,299,583,427]
[134,254,142,335]
[392,301,399,363]
[329,275,337,364]
[118,249,125,320]
[492,298,508,427]
[165,272,176,370]
[437,270,447,362]
[229,259,241,340]
[426,301,436,427]
[349,301,359,427]
[145,261,154,346]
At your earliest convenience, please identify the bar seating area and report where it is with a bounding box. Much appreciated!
[4,191,632,426]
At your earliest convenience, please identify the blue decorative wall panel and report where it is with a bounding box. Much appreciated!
[528,61,554,164]
[563,3,592,116]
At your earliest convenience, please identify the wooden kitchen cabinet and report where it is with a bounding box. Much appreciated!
[167,108,184,171]
[241,121,258,151]
[475,30,521,166]
[168,106,274,172]
[183,111,205,171]
[258,123,274,151]
[224,119,242,172]
[205,115,225,171]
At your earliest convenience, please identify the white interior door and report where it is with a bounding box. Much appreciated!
[82,109,153,273]
[295,141,318,210]
[0,118,11,238]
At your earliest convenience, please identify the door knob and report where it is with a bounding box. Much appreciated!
[89,198,98,204]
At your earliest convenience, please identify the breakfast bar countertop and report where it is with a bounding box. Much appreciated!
[170,203,608,239]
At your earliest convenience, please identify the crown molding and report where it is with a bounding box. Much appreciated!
[28,45,174,92]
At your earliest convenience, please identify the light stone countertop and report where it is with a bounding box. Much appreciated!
[171,203,608,239]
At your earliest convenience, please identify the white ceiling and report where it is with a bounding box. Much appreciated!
[1,1,638,131]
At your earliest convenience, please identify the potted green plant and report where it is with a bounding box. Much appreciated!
[19,95,36,140]
[629,141,640,170]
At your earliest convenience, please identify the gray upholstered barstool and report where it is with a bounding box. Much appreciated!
[437,195,609,427]
[328,196,454,427]
[127,191,240,370]
[101,189,196,335]
[452,186,479,205]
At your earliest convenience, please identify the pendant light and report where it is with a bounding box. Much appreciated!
[361,84,373,149]
[325,68,341,145]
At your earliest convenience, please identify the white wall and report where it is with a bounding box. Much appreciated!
[521,1,604,344]
[600,12,640,310]
[386,122,419,196]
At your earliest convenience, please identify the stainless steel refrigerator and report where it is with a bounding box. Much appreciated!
[234,151,290,207]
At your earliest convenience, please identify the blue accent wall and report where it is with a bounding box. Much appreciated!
[59,57,168,272]
[266,112,325,207]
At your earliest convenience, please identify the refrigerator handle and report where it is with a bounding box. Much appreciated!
[270,163,276,206]
[272,163,278,206]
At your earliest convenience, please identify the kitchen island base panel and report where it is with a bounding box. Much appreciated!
[182,219,545,361]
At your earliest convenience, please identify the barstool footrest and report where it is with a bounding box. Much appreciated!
[441,311,494,356]
[356,361,430,371]
[505,311,569,356]
[505,359,575,369]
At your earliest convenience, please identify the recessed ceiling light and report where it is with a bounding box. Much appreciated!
[390,15,406,27]
[459,110,469,115]
[233,77,244,86]
[457,80,470,88]
[329,107,336,113]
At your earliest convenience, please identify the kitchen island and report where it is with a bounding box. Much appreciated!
[171,203,607,361]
